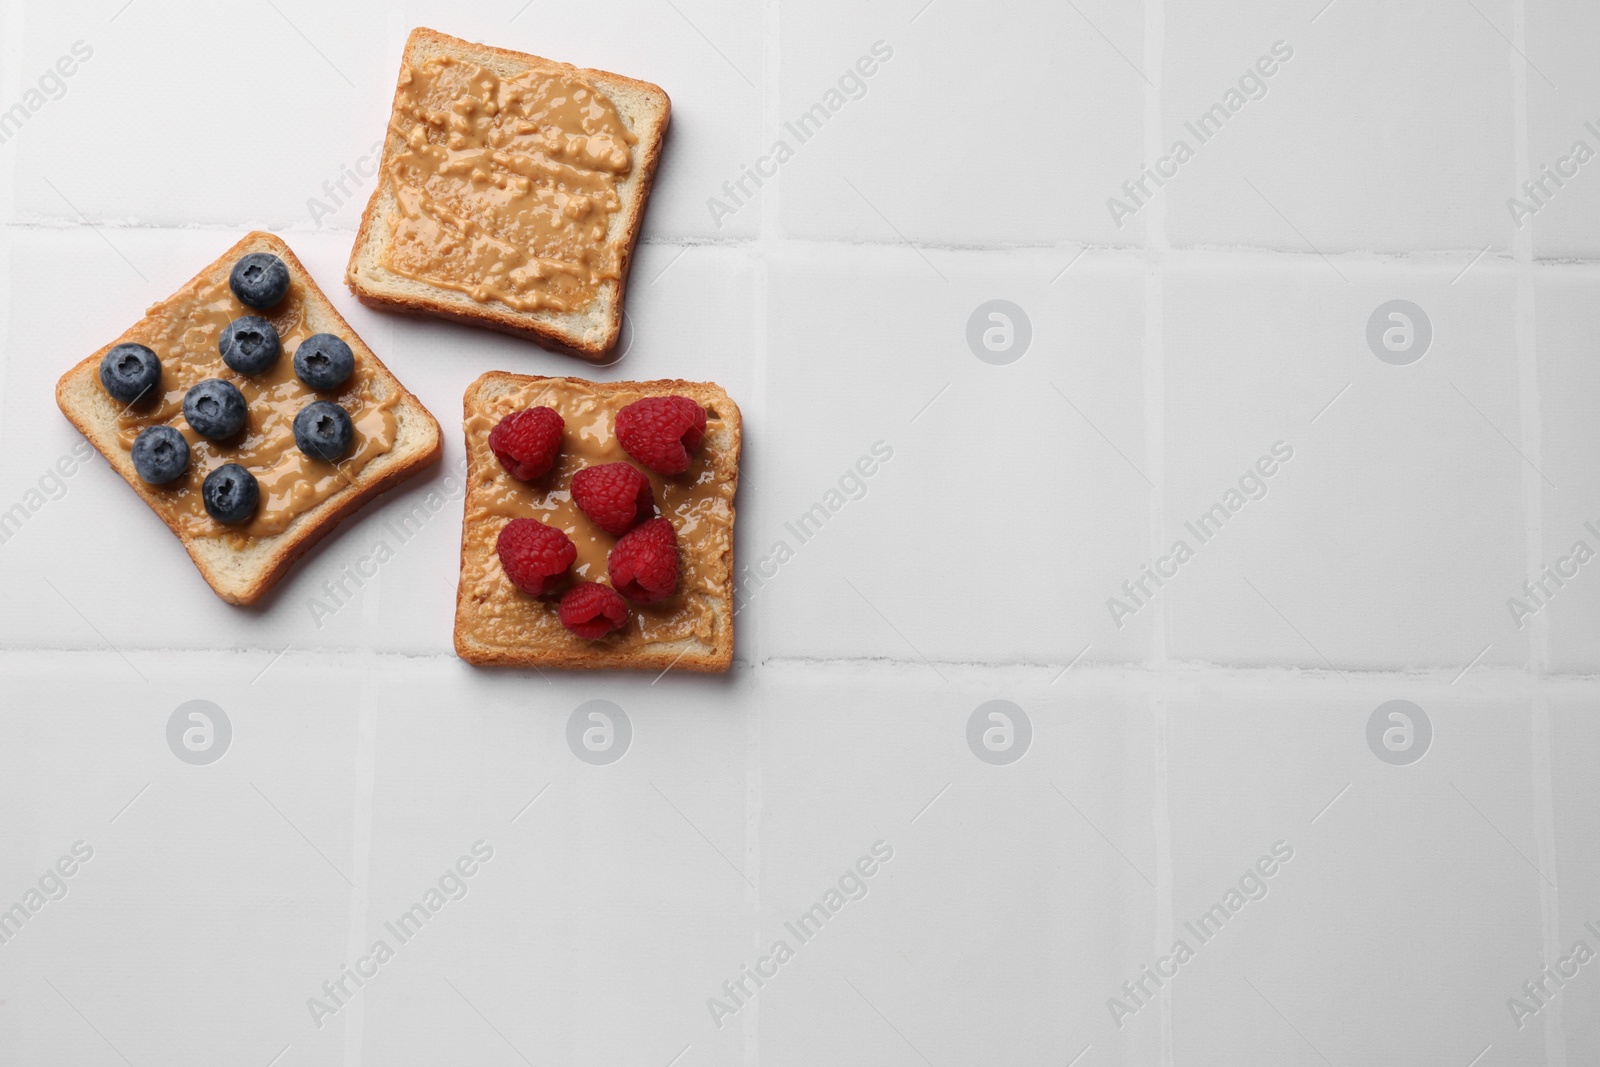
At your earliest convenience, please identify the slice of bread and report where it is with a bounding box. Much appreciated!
[56,231,443,606]
[346,27,670,359]
[455,372,740,672]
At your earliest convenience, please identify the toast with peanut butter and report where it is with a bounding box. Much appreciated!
[455,372,739,672]
[346,27,670,359]
[56,232,442,605]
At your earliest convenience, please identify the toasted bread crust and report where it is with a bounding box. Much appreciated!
[346,27,670,359]
[454,372,739,672]
[55,232,443,606]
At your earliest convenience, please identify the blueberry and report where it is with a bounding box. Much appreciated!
[183,378,248,440]
[293,400,354,462]
[99,343,161,405]
[294,334,355,390]
[131,425,190,485]
[202,463,259,524]
[219,315,281,375]
[229,252,289,309]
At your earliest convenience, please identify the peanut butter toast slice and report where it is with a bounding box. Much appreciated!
[455,372,739,672]
[347,27,670,359]
[56,231,442,605]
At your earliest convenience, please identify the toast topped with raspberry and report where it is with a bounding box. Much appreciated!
[345,27,670,359]
[454,372,740,672]
[55,232,442,605]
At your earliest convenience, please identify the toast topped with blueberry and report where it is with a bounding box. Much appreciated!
[345,27,670,359]
[55,231,442,605]
[454,372,739,672]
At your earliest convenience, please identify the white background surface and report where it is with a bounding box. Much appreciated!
[1,1,1597,1064]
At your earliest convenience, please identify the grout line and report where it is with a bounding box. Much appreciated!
[744,660,765,1065]
[11,647,1600,684]
[1242,178,1348,283]
[38,178,147,281]
[0,0,15,445]
[41,578,148,683]
[12,212,1600,272]
[15,214,1600,264]
[1152,694,1176,1067]
[1532,694,1564,1059]
[1507,0,1564,1060]
[738,0,782,683]
[842,578,950,683]
[1139,0,1175,1062]
[1140,0,1167,675]
[1506,22,1550,683]
[842,177,949,281]
[744,1,781,1059]
[340,694,379,1065]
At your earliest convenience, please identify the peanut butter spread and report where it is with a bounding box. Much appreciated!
[462,380,734,649]
[383,55,635,313]
[113,272,397,539]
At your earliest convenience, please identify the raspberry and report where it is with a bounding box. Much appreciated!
[571,462,655,536]
[559,582,630,639]
[615,395,706,475]
[489,406,564,480]
[607,517,679,603]
[495,518,575,596]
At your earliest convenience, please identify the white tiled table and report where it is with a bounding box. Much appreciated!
[2,2,1596,1065]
